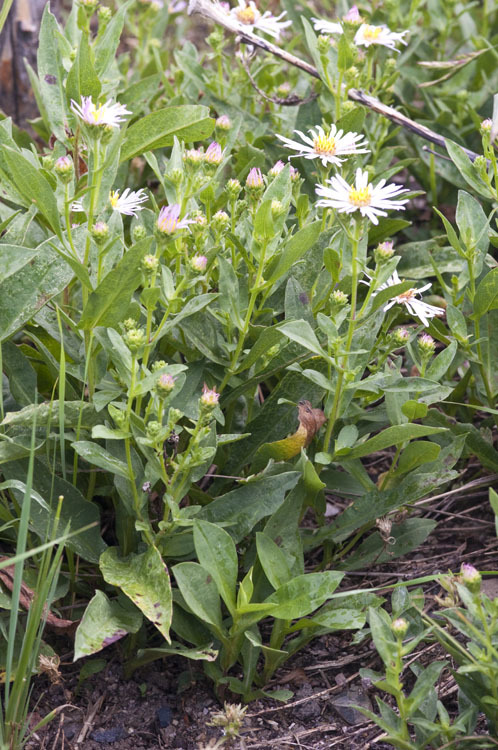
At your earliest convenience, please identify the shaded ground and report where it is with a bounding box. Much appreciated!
[28,468,498,749]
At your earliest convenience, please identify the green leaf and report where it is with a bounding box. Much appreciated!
[74,590,142,660]
[2,341,38,406]
[65,32,101,105]
[79,238,152,330]
[265,571,344,620]
[455,190,489,263]
[120,106,214,162]
[94,0,134,76]
[368,607,396,666]
[0,244,40,282]
[406,662,447,715]
[446,304,467,340]
[37,6,67,144]
[267,221,322,284]
[199,472,300,543]
[100,546,172,642]
[346,424,445,459]
[2,401,99,429]
[395,441,441,475]
[253,200,274,239]
[72,441,129,478]
[445,140,494,199]
[193,521,238,615]
[426,341,457,381]
[473,268,498,320]
[0,239,73,342]
[172,562,224,632]
[278,319,328,359]
[256,532,293,589]
[0,147,62,239]
[401,400,428,420]
[0,461,106,564]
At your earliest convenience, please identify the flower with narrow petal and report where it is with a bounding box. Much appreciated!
[157,204,194,235]
[315,168,409,224]
[110,188,148,217]
[70,96,131,127]
[375,270,445,328]
[312,17,343,34]
[354,23,408,51]
[229,0,291,39]
[277,125,369,168]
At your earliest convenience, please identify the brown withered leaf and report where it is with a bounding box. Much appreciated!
[0,557,78,636]
[256,400,326,462]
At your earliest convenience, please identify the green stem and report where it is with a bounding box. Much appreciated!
[322,220,363,453]
[219,237,269,392]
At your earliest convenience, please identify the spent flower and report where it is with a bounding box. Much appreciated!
[315,168,409,224]
[276,125,369,168]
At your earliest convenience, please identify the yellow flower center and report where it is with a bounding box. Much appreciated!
[396,289,416,302]
[348,186,372,206]
[109,190,119,208]
[91,105,104,123]
[313,134,336,155]
[363,25,383,41]
[236,7,258,24]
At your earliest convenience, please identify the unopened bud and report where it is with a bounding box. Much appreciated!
[318,34,331,54]
[418,333,435,356]
[269,160,286,178]
[156,373,176,394]
[191,254,208,273]
[393,327,410,346]
[91,221,109,245]
[204,141,224,167]
[215,114,231,131]
[374,241,395,263]
[142,254,159,274]
[212,210,229,232]
[226,178,241,199]
[200,383,219,410]
[132,224,148,242]
[391,617,408,637]
[54,155,74,183]
[460,563,481,593]
[124,327,146,352]
[330,289,348,307]
[271,199,285,218]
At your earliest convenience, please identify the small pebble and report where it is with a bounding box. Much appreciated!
[90,727,127,743]
[157,704,172,728]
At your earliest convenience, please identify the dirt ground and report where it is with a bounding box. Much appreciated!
[27,465,498,750]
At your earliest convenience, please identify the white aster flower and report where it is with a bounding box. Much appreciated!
[375,270,445,327]
[70,96,131,127]
[109,188,148,217]
[229,0,291,39]
[354,23,408,51]
[315,167,409,224]
[276,125,369,168]
[312,17,343,35]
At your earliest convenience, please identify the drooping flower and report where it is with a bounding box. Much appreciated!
[316,168,409,224]
[354,23,408,51]
[70,96,131,127]
[375,270,445,328]
[229,0,291,40]
[109,188,148,217]
[276,125,369,168]
[157,204,193,235]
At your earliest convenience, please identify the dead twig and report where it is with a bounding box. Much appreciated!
[188,0,482,161]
